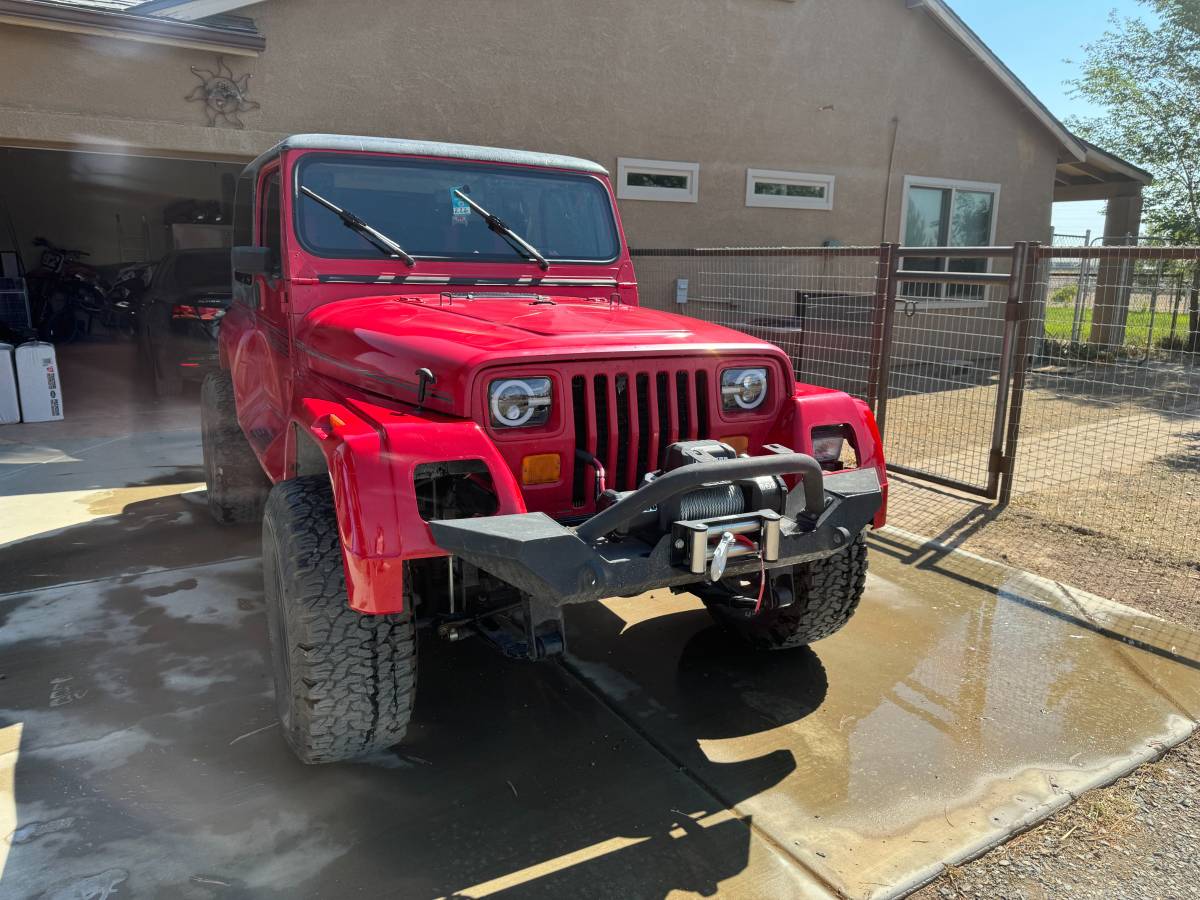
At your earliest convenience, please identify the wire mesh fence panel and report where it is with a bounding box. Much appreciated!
[629,248,888,401]
[1021,244,1200,617]
[1050,230,1091,248]
[1043,252,1194,362]
[631,243,1200,648]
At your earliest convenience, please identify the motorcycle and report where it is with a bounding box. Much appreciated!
[101,261,153,337]
[26,236,108,343]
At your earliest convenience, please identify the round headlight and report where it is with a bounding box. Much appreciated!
[721,367,768,411]
[489,377,552,428]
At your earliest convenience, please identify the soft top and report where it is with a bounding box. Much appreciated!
[241,134,608,181]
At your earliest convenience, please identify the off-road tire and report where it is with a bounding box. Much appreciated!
[200,372,269,523]
[262,475,417,764]
[701,533,868,650]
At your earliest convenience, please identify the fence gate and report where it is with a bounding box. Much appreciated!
[629,243,1034,502]
[874,242,1033,501]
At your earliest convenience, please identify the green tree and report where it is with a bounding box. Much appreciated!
[1069,0,1200,349]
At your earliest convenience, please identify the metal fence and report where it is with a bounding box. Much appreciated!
[631,243,1200,648]
[1027,244,1200,620]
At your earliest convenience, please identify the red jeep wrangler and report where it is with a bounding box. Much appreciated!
[202,134,887,764]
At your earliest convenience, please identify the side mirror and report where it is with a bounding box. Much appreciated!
[232,245,274,277]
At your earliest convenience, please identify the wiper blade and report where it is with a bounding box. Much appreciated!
[452,189,549,271]
[299,185,414,267]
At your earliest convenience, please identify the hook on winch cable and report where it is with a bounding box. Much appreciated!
[710,531,736,581]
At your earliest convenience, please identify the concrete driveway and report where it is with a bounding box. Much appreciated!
[2,348,1199,899]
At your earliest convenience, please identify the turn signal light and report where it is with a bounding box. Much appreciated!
[521,453,561,485]
[721,435,749,455]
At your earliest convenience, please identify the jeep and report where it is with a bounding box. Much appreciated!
[202,134,887,764]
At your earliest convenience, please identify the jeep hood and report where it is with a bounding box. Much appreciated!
[295,294,785,415]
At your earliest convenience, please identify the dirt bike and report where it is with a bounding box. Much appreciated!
[26,237,107,343]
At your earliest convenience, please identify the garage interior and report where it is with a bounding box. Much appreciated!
[0,145,244,408]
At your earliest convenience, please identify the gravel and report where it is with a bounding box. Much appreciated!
[911,730,1200,899]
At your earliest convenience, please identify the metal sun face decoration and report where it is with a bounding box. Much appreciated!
[186,56,260,128]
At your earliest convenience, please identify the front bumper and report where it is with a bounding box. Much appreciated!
[428,454,883,606]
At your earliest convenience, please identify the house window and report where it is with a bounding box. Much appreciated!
[745,169,834,210]
[901,176,999,300]
[616,158,699,203]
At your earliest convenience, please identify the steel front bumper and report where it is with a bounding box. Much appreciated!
[428,453,883,606]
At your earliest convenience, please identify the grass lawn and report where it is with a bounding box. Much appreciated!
[1044,302,1190,350]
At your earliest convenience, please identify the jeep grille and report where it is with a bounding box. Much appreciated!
[570,367,710,504]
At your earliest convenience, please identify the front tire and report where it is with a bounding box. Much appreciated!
[263,475,418,764]
[201,372,269,524]
[699,533,868,650]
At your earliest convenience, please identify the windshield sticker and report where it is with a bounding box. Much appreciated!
[451,188,471,225]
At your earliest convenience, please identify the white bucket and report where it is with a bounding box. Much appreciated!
[0,343,19,424]
[15,341,64,422]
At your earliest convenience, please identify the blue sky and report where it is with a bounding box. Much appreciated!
[950,0,1154,239]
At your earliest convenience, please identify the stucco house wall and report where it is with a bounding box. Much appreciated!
[0,0,1062,250]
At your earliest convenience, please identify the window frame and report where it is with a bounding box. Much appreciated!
[899,175,1001,305]
[258,167,283,277]
[616,157,700,203]
[745,168,835,211]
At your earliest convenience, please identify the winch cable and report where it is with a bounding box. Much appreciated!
[574,449,607,500]
[733,534,767,614]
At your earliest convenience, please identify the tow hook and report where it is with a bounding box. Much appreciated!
[710,531,736,581]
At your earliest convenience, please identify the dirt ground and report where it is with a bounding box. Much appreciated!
[911,735,1200,900]
[887,357,1200,898]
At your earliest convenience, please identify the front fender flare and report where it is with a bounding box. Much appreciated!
[781,385,888,528]
[296,395,526,614]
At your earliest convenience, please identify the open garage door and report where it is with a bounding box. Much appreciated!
[0,147,245,419]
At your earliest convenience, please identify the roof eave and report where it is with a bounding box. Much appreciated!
[1078,139,1154,185]
[0,0,264,54]
[908,0,1086,163]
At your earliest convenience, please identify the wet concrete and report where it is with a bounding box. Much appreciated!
[2,345,1199,898]
[0,557,817,899]
[567,531,1200,896]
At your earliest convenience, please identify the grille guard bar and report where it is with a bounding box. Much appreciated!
[428,457,883,607]
[574,450,825,541]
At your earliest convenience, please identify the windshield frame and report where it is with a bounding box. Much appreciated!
[290,152,623,267]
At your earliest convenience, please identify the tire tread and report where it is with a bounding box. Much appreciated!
[201,372,269,524]
[703,533,868,650]
[263,475,417,764]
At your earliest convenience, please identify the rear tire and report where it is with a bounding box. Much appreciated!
[263,475,418,764]
[201,372,269,523]
[700,533,868,650]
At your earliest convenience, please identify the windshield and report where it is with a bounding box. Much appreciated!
[294,154,621,264]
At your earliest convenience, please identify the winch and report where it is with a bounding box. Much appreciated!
[594,439,791,576]
[596,440,788,530]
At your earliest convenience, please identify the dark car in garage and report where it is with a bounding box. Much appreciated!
[137,248,231,397]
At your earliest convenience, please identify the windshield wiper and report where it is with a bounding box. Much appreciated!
[299,185,414,267]
[452,189,549,271]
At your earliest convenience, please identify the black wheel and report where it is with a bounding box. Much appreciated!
[200,372,269,524]
[699,533,868,650]
[38,292,78,344]
[262,475,418,764]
